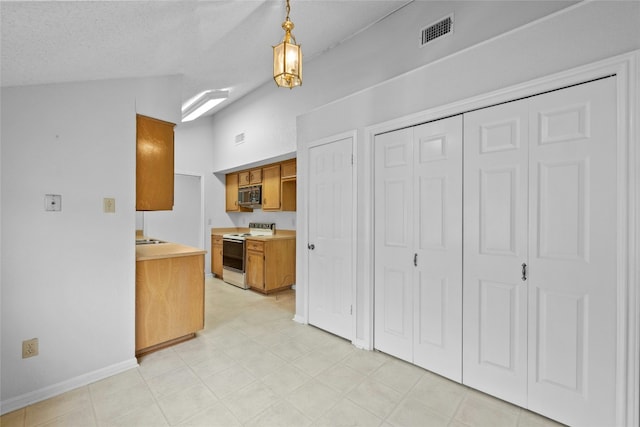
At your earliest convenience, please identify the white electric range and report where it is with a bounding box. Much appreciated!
[221,222,275,289]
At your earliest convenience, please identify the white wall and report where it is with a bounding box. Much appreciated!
[170,119,217,273]
[0,75,181,413]
[203,1,579,272]
[296,1,640,342]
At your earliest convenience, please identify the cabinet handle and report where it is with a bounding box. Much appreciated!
[521,263,527,281]
[414,253,418,267]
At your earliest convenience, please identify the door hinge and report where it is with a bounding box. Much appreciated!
[351,154,355,165]
[350,305,353,315]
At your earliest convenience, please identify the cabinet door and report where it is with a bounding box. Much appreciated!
[281,159,297,179]
[136,115,175,211]
[250,168,262,184]
[246,249,265,290]
[262,164,281,210]
[211,235,223,277]
[463,98,530,407]
[225,174,240,211]
[238,171,251,187]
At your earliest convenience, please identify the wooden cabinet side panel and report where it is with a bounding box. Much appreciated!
[136,255,204,352]
[264,239,296,292]
[136,115,175,211]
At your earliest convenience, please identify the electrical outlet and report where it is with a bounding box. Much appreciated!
[22,338,39,358]
[103,197,116,213]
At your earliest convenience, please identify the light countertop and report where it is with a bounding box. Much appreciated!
[136,240,206,261]
[211,227,296,241]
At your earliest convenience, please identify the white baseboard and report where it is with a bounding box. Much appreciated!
[352,338,372,351]
[0,358,139,416]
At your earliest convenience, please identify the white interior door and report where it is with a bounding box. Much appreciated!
[412,116,462,382]
[374,128,414,362]
[463,100,530,407]
[308,137,353,340]
[144,174,203,249]
[527,77,617,427]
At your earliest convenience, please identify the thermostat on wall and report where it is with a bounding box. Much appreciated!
[45,194,62,212]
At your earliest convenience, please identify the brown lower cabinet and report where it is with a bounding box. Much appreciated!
[135,254,204,355]
[211,234,223,277]
[246,238,296,294]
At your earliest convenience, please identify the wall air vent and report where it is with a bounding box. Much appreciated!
[420,15,453,47]
[235,132,245,145]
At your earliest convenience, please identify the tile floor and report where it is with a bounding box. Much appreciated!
[1,277,565,427]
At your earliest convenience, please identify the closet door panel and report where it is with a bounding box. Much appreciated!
[413,116,463,382]
[374,128,414,362]
[527,77,617,427]
[463,101,529,407]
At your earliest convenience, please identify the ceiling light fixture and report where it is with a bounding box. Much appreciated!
[181,90,229,122]
[273,0,302,89]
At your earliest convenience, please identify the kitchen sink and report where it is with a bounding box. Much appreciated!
[135,238,166,245]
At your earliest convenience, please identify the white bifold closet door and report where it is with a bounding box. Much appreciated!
[463,77,617,426]
[374,115,463,382]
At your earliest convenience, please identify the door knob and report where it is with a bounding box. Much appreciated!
[308,243,315,250]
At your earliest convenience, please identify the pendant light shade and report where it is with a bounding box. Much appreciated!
[273,0,302,89]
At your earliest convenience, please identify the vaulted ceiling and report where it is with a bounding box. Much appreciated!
[1,1,412,115]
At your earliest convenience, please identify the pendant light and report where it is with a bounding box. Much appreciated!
[273,0,302,89]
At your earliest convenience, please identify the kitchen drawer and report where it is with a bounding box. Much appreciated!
[212,235,223,245]
[246,240,264,252]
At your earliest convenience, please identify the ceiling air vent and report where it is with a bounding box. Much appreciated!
[420,15,453,47]
[235,132,245,145]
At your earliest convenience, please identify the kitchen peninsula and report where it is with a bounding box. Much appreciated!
[135,239,206,356]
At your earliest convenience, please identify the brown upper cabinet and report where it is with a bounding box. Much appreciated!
[262,164,281,211]
[224,158,296,212]
[239,168,262,186]
[250,168,262,184]
[225,173,251,212]
[281,159,296,180]
[136,115,175,211]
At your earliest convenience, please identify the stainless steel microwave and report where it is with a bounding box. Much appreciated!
[238,185,262,208]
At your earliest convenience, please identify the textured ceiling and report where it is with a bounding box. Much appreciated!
[1,0,411,116]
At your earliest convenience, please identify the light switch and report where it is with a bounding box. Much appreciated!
[44,194,62,212]
[103,198,116,213]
